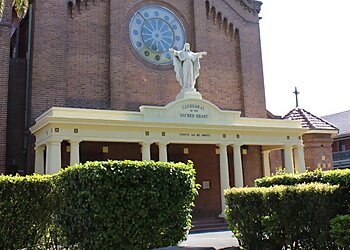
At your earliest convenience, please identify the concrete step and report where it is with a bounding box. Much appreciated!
[191,218,229,234]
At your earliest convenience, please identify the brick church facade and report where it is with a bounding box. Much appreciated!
[0,0,337,218]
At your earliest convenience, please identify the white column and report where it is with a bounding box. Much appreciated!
[46,140,62,174]
[233,144,244,187]
[294,145,306,173]
[158,143,168,162]
[219,143,230,217]
[45,144,50,174]
[262,150,271,177]
[34,146,45,174]
[141,142,152,161]
[284,145,294,174]
[69,140,81,166]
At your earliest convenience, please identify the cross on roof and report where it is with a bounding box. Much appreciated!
[293,87,300,107]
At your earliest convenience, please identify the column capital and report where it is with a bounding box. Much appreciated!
[156,142,168,146]
[69,139,82,144]
[230,143,243,148]
[141,141,152,161]
[34,145,46,151]
[70,139,81,166]
[47,139,63,145]
[140,141,153,146]
[158,142,168,162]
[261,150,271,154]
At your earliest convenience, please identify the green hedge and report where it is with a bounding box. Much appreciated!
[54,160,198,250]
[255,168,350,187]
[0,174,53,250]
[225,183,340,250]
[255,169,350,214]
[330,214,350,249]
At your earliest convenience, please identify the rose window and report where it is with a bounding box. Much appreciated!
[129,5,186,65]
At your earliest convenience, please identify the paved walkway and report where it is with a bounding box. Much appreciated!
[155,230,240,250]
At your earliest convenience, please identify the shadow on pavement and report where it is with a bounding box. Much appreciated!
[157,247,215,250]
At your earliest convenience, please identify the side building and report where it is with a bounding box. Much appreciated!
[323,110,350,169]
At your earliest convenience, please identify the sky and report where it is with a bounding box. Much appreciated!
[259,0,350,117]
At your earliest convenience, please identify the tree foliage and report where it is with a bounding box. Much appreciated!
[0,0,29,20]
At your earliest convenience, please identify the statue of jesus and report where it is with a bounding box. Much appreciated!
[169,43,207,92]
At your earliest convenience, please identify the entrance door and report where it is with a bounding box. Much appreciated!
[168,144,221,219]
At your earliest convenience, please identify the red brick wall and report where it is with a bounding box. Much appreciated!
[193,0,244,112]
[269,150,283,174]
[79,141,142,164]
[332,140,339,152]
[239,24,266,118]
[243,145,263,186]
[107,0,265,115]
[28,0,267,177]
[0,1,11,173]
[65,1,110,109]
[30,0,266,118]
[167,144,221,219]
[228,145,263,187]
[303,133,333,171]
[31,0,68,121]
[73,142,222,219]
[110,0,195,111]
[194,0,266,118]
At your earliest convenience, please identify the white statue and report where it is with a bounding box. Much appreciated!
[169,43,207,92]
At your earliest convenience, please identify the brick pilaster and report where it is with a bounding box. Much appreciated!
[0,0,11,173]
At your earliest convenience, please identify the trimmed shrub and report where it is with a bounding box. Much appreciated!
[255,168,350,188]
[0,174,53,249]
[54,160,198,250]
[255,169,350,214]
[225,186,268,249]
[330,214,350,249]
[225,183,340,250]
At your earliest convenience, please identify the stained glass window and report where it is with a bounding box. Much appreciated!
[129,5,186,65]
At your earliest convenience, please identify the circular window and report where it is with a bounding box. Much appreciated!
[129,5,186,65]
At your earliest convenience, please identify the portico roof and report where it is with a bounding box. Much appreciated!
[30,97,306,150]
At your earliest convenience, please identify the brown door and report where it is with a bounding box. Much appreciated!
[168,144,221,219]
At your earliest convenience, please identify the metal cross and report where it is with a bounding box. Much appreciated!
[293,87,300,107]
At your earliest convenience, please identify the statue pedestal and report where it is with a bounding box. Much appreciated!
[175,90,202,100]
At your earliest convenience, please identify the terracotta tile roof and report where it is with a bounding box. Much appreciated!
[283,107,338,130]
[322,110,350,137]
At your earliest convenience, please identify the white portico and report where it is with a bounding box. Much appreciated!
[30,95,307,216]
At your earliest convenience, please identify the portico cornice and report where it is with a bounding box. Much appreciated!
[30,98,307,150]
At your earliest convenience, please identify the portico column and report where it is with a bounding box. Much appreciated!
[219,144,230,217]
[69,140,81,166]
[46,140,62,174]
[34,146,45,174]
[141,142,152,161]
[262,150,271,177]
[284,145,294,174]
[294,145,306,173]
[158,143,168,162]
[233,144,244,187]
